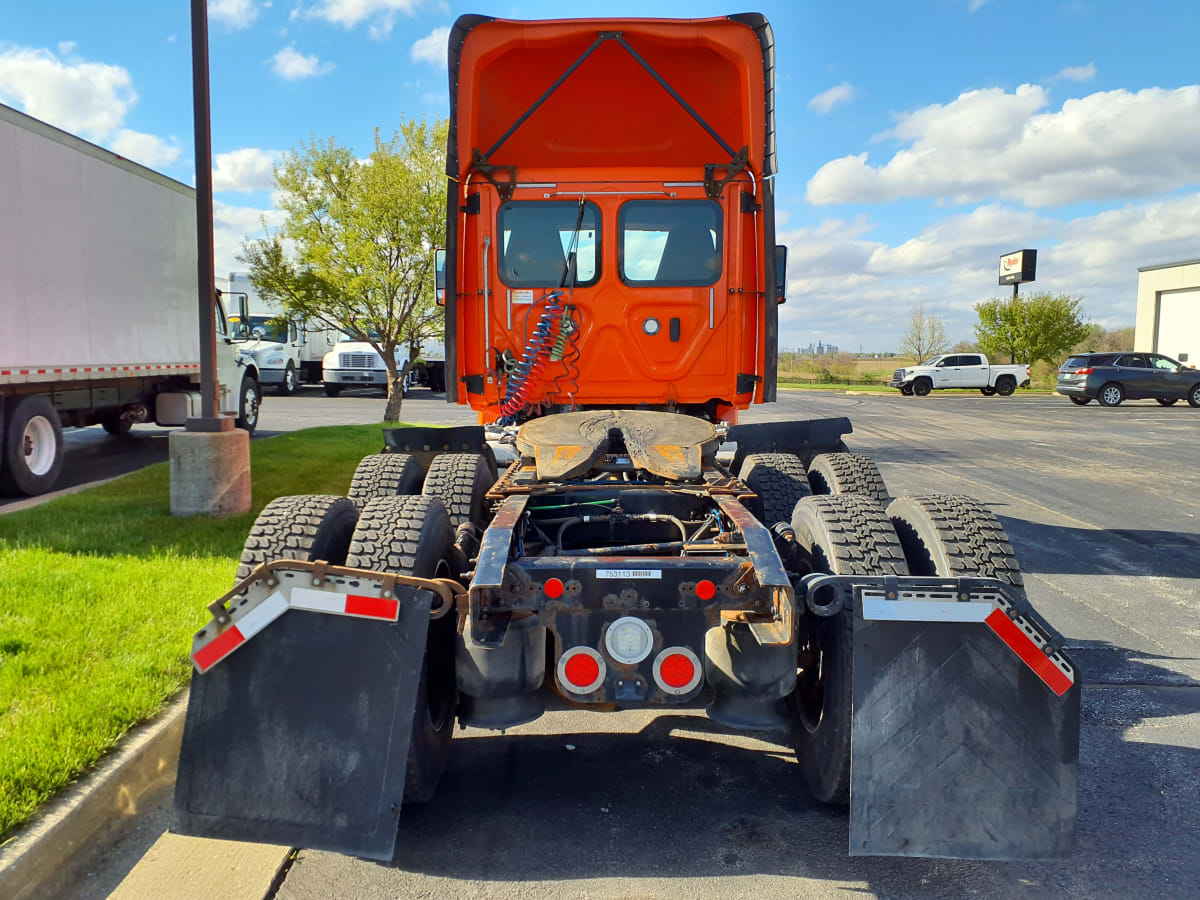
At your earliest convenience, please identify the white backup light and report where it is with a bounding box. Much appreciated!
[604,616,654,664]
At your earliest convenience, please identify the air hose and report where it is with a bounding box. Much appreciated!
[499,291,563,419]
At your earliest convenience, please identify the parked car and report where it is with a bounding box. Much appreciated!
[1056,352,1200,407]
[890,353,1030,396]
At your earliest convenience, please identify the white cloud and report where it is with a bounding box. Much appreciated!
[214,202,287,275]
[0,46,136,140]
[1055,63,1096,82]
[270,45,335,79]
[308,0,421,37]
[776,192,1200,351]
[968,0,988,11]
[410,26,449,67]
[808,82,854,114]
[807,84,1200,207]
[57,41,76,55]
[210,0,261,29]
[213,148,284,192]
[111,129,181,167]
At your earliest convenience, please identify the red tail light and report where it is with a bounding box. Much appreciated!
[557,647,605,694]
[652,647,703,695]
[1074,367,1094,375]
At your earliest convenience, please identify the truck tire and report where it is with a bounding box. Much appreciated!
[347,452,424,508]
[738,452,811,526]
[886,494,1023,592]
[899,384,913,396]
[323,383,342,397]
[788,495,909,804]
[236,374,260,433]
[980,386,996,396]
[277,363,298,396]
[912,377,932,396]
[100,412,134,435]
[345,495,457,804]
[421,452,493,529]
[995,375,1017,396]
[0,395,65,496]
[806,452,888,505]
[234,494,359,582]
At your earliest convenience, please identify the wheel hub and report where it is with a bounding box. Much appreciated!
[22,415,56,476]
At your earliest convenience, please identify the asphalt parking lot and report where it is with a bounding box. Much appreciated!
[45,388,1200,898]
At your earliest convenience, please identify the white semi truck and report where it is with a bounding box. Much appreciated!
[0,103,261,496]
[222,272,338,395]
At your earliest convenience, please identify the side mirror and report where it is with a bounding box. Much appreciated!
[774,245,787,304]
[434,248,446,307]
[251,326,267,340]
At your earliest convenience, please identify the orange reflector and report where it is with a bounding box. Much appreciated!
[695,579,716,601]
[659,653,695,689]
[544,577,565,599]
[564,651,600,687]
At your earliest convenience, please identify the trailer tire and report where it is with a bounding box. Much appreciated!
[738,452,812,526]
[277,363,298,396]
[236,374,260,433]
[346,495,457,804]
[100,413,134,436]
[788,495,909,804]
[234,494,359,582]
[421,452,493,529]
[347,452,425,508]
[886,494,1023,592]
[0,395,65,496]
[806,452,888,505]
[912,377,932,396]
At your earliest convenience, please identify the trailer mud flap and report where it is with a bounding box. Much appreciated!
[172,589,433,860]
[842,578,1079,860]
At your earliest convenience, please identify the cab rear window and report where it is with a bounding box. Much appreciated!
[619,200,722,286]
[497,201,600,288]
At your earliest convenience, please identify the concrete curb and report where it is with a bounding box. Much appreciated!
[0,694,187,900]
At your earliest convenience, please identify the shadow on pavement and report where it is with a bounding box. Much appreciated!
[999,515,1200,580]
[373,645,1199,898]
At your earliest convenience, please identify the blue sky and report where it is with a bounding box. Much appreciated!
[3,1,1198,351]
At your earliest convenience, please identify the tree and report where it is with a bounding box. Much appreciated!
[1072,324,1134,354]
[952,339,979,353]
[973,292,1091,366]
[897,304,949,362]
[242,120,447,422]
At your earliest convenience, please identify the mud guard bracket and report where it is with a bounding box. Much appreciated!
[172,584,434,860]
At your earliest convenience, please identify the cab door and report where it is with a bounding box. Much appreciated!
[932,356,958,388]
[214,299,244,414]
[1150,354,1192,400]
[957,354,989,388]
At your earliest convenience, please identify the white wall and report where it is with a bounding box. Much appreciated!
[1135,260,1200,365]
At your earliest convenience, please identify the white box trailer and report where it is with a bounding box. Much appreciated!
[0,103,262,496]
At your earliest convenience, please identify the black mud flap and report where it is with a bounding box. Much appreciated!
[847,580,1080,860]
[172,591,433,860]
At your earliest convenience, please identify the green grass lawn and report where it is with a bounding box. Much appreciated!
[0,424,387,841]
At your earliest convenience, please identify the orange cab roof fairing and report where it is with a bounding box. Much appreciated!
[446,15,777,181]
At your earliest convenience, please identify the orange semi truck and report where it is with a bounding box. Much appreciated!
[173,14,1080,863]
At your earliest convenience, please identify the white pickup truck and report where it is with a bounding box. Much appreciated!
[890,353,1030,397]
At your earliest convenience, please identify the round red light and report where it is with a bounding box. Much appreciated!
[695,579,717,601]
[563,651,600,688]
[544,577,565,599]
[659,653,695,689]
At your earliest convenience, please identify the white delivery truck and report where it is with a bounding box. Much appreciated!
[222,272,338,395]
[890,353,1030,396]
[0,103,261,496]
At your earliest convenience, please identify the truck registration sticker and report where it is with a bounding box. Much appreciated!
[596,569,662,579]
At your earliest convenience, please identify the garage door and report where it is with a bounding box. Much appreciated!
[1156,289,1200,364]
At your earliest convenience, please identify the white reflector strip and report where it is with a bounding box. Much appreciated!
[862,595,994,623]
[290,587,349,615]
[236,590,290,638]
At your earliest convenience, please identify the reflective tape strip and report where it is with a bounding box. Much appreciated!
[191,591,288,673]
[290,587,399,621]
[985,608,1074,697]
[862,595,993,622]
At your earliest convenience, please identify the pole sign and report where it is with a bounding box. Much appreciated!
[999,249,1037,286]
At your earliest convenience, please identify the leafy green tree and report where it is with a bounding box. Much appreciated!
[1072,324,1134,354]
[974,292,1091,366]
[242,120,447,421]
